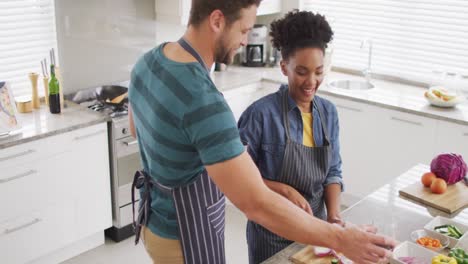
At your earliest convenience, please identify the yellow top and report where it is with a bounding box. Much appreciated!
[301,112,315,147]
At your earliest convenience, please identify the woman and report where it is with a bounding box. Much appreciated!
[238,10,343,263]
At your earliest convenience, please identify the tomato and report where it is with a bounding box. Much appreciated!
[431,178,447,194]
[421,172,437,187]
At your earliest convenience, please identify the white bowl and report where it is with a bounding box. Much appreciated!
[390,241,438,264]
[424,216,468,248]
[410,229,449,252]
[425,86,464,108]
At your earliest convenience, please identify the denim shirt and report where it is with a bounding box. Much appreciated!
[238,84,343,190]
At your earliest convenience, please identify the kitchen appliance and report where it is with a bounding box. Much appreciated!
[242,24,268,67]
[73,83,141,242]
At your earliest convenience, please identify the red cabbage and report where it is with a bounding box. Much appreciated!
[430,153,467,185]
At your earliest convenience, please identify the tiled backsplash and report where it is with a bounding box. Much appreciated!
[55,0,186,94]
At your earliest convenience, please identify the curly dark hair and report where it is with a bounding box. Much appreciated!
[270,9,334,60]
[189,0,262,26]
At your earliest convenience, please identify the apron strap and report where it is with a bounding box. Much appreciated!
[177,38,209,73]
[313,99,331,144]
[281,88,292,140]
[131,170,172,245]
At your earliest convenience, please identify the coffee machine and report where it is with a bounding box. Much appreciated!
[242,24,268,67]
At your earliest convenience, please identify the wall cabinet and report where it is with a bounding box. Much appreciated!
[0,123,111,264]
[155,0,284,25]
[155,0,191,26]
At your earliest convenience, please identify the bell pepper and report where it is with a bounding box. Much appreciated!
[432,254,457,264]
[449,248,468,264]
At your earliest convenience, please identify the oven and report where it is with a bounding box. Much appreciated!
[105,115,141,242]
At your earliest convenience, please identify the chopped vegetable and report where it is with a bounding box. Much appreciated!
[416,236,442,248]
[432,254,457,264]
[314,246,333,257]
[331,258,339,264]
[434,224,465,239]
[449,248,468,264]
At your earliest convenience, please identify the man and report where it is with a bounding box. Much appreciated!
[128,1,396,263]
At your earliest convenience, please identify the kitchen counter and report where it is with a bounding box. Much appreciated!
[261,164,468,263]
[214,66,468,126]
[0,101,109,149]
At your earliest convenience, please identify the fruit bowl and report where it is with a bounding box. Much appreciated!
[424,86,464,108]
[410,229,449,252]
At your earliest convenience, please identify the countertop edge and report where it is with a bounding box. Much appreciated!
[261,78,468,126]
[0,116,110,150]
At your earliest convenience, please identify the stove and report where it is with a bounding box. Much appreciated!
[79,95,141,242]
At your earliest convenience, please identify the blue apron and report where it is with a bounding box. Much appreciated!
[247,88,332,264]
[132,38,227,264]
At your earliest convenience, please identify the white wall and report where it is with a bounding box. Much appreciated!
[55,0,158,94]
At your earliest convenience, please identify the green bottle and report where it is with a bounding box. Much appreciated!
[48,65,61,114]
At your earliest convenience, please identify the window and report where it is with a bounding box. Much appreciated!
[303,0,468,84]
[0,0,58,98]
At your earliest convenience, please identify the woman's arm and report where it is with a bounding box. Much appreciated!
[264,179,313,214]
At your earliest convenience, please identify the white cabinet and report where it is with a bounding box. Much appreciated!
[257,0,282,16]
[0,123,111,264]
[224,81,278,121]
[434,120,468,161]
[378,109,437,181]
[320,94,440,206]
[321,95,386,203]
[155,0,191,25]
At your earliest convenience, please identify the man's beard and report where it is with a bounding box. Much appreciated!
[214,35,233,65]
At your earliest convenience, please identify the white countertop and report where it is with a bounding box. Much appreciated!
[214,66,468,126]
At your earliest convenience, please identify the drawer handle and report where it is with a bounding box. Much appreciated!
[0,149,36,162]
[74,129,106,141]
[390,117,422,126]
[124,140,138,146]
[3,218,42,235]
[336,104,362,112]
[0,170,37,184]
[464,133,468,137]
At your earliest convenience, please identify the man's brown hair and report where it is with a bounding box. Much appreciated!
[189,0,262,26]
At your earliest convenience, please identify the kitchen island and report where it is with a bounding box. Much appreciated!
[262,164,468,263]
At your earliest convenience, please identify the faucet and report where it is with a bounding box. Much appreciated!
[360,39,373,84]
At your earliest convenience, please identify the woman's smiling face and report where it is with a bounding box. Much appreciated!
[281,47,325,107]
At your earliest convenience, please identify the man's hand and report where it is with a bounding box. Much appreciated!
[334,223,397,264]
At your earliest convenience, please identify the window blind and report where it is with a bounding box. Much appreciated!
[0,0,58,98]
[303,0,468,84]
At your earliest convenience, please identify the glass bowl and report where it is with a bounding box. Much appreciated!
[410,229,449,252]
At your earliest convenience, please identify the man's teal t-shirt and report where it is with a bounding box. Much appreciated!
[128,44,244,239]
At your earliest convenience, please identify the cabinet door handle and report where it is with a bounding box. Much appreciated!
[3,218,42,235]
[0,170,37,184]
[74,129,106,141]
[391,117,422,126]
[124,140,138,146]
[0,149,36,162]
[336,104,362,112]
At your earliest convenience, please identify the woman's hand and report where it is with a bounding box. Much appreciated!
[283,185,313,215]
[327,213,344,226]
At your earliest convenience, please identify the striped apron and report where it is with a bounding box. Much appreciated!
[131,38,227,264]
[247,88,332,264]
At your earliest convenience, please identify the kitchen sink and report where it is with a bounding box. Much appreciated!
[328,80,375,90]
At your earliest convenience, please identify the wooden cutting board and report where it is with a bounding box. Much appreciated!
[399,181,468,214]
[290,246,335,264]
